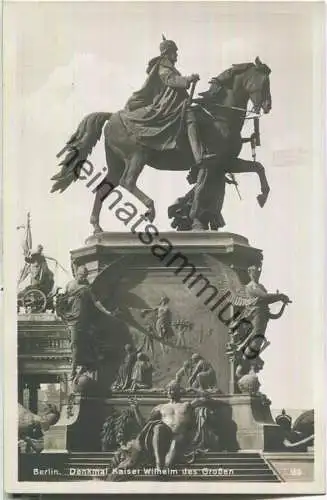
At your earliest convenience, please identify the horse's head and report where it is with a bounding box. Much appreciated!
[203,57,271,115]
[242,57,272,114]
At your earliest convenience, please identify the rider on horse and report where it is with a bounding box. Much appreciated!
[121,36,215,166]
[52,46,272,233]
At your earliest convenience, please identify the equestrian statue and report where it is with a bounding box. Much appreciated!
[51,36,272,232]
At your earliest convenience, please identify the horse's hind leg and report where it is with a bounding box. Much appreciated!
[90,147,124,234]
[228,158,270,207]
[120,149,156,222]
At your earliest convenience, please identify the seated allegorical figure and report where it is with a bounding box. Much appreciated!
[175,359,193,386]
[187,354,217,391]
[130,353,153,391]
[110,382,239,474]
[114,381,195,470]
[111,344,144,391]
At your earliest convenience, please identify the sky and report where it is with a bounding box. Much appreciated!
[3,1,325,410]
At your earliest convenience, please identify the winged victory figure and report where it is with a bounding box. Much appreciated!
[203,255,291,377]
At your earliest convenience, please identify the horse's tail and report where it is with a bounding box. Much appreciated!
[50,112,112,193]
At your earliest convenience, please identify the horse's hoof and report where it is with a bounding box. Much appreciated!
[257,193,268,207]
[144,210,155,223]
[92,224,104,235]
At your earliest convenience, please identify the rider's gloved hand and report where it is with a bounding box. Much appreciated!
[191,73,200,82]
[188,74,200,84]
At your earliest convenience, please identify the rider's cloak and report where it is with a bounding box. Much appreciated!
[120,56,190,151]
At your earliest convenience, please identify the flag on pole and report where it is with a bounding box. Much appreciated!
[22,212,32,257]
[18,213,32,285]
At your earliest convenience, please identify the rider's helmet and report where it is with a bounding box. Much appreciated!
[159,35,178,55]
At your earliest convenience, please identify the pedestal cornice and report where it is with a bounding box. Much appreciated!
[72,231,262,271]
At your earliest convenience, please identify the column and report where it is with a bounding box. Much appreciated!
[27,380,40,413]
[59,373,70,406]
[23,384,30,409]
[227,351,236,394]
[18,376,24,404]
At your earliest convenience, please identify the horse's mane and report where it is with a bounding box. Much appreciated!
[200,57,271,103]
[199,63,255,101]
[216,63,254,84]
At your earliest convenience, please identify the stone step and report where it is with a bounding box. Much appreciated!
[69,466,274,475]
[19,452,281,482]
[69,455,265,461]
[69,454,270,462]
[69,452,263,458]
[104,474,280,482]
[66,452,281,482]
[68,454,269,466]
[69,460,272,469]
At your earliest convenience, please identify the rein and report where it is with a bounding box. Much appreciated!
[192,99,262,120]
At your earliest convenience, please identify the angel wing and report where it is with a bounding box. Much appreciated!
[89,256,128,305]
[203,254,257,307]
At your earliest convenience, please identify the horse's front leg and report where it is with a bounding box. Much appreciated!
[228,158,270,207]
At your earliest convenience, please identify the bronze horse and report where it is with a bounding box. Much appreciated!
[51,57,271,232]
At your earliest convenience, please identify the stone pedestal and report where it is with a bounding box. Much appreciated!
[71,231,263,394]
[44,231,277,453]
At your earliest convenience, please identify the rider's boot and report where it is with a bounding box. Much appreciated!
[187,121,216,166]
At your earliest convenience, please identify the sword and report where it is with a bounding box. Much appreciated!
[251,117,261,158]
[254,117,261,146]
[226,173,242,200]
